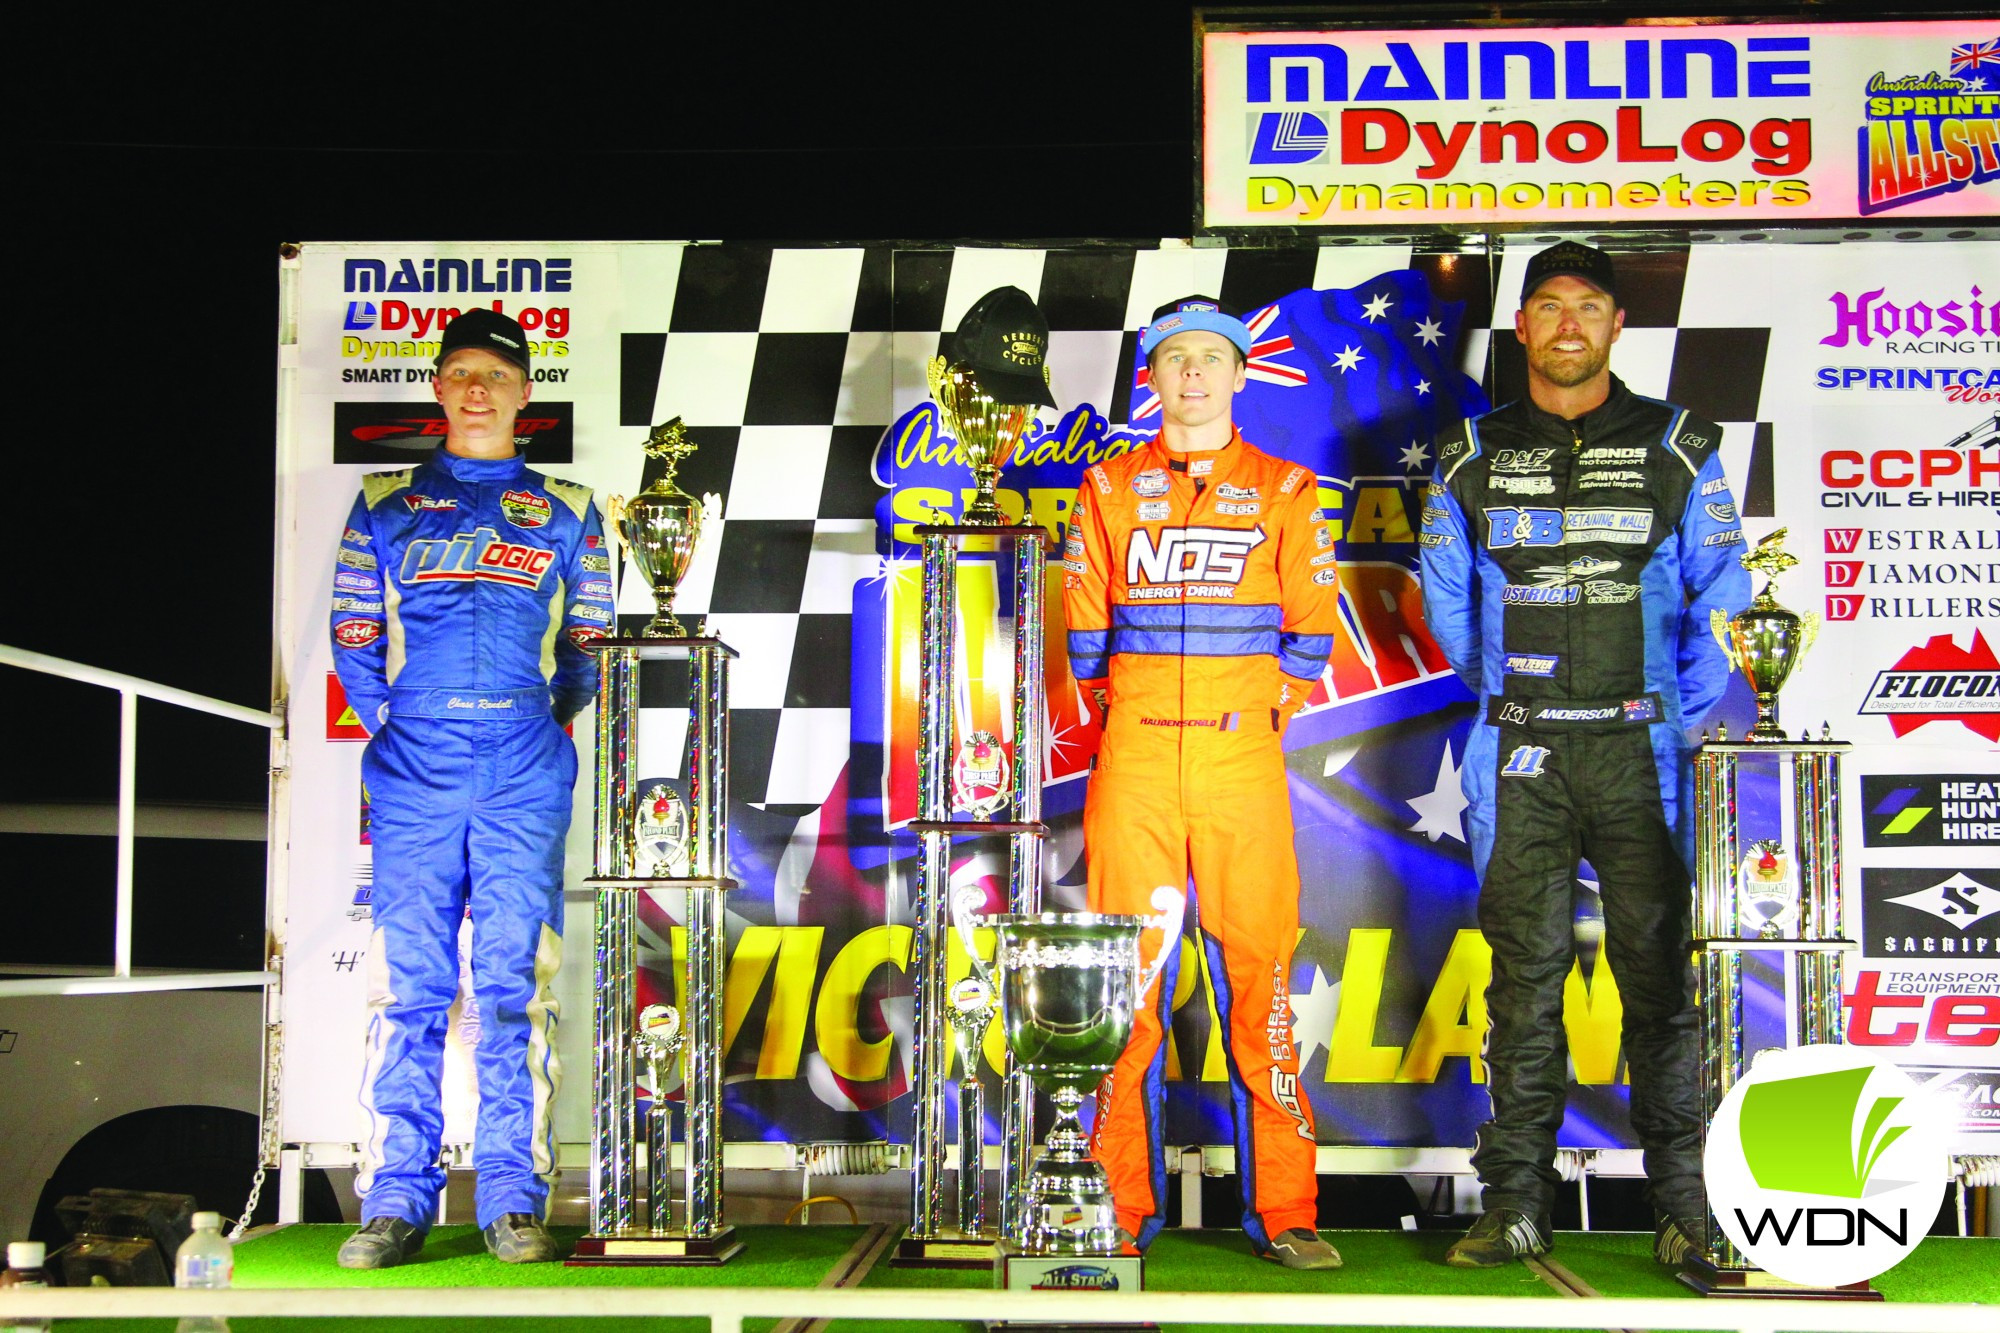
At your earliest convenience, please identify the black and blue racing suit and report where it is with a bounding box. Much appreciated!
[1418,375,1751,1222]
[330,447,615,1230]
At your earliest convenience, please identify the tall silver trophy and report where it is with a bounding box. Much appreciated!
[1687,531,1861,1298]
[901,287,1059,1268]
[571,421,742,1266]
[971,890,1183,1292]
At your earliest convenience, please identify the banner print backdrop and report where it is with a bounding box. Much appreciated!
[278,237,1997,1163]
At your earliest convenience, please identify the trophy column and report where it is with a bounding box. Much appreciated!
[898,524,1048,1267]
[570,637,744,1266]
[1684,737,1861,1298]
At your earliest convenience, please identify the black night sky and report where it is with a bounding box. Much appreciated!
[7,1,1950,968]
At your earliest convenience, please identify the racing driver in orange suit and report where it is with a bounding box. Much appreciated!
[1063,297,1341,1270]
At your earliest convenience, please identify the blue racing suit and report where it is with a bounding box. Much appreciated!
[330,446,615,1230]
[1418,375,1750,1222]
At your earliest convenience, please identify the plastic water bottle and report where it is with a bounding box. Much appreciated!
[2,1241,50,1333]
[173,1213,231,1333]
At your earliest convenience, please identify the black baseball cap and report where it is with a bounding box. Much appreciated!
[948,286,1057,408]
[435,308,532,373]
[1520,241,1618,304]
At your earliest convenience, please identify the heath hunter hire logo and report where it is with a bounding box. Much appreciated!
[1704,1045,1948,1288]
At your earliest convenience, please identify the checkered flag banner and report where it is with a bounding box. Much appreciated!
[282,236,1999,1154]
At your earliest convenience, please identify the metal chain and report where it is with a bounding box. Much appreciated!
[231,982,286,1242]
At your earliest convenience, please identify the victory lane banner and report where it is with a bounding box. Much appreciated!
[1201,20,2000,228]
[276,237,1998,1170]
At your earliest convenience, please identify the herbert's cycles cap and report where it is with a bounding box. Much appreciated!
[1519,241,1619,304]
[948,286,1057,408]
[435,307,532,374]
[1141,296,1253,359]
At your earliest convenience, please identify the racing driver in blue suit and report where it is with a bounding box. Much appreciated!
[1419,243,1750,1270]
[330,308,614,1267]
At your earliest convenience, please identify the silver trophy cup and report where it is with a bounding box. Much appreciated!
[977,890,1181,1257]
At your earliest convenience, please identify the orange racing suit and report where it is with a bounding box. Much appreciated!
[1062,429,1337,1249]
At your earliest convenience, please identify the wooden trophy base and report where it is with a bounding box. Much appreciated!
[566,1225,743,1267]
[1678,1256,1881,1300]
[893,1228,999,1269]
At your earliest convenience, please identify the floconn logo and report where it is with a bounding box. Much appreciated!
[1705,1045,1947,1288]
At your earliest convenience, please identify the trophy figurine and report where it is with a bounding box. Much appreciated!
[946,975,996,1238]
[637,1004,685,1232]
[1710,529,1820,743]
[609,417,706,638]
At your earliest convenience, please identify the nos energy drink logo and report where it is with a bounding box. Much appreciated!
[1704,1046,1947,1288]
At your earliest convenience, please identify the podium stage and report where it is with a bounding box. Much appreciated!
[20,1224,1993,1331]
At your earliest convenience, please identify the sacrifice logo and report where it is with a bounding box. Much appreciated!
[1861,867,2000,959]
[1858,630,2000,740]
[400,526,555,589]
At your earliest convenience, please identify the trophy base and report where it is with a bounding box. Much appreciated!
[991,1245,1148,1330]
[997,1246,1143,1291]
[565,1226,743,1267]
[1677,1256,1881,1300]
[892,1229,1000,1269]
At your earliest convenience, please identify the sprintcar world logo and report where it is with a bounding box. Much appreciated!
[400,526,554,589]
[1126,525,1268,585]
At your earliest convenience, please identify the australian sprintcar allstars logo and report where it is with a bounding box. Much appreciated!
[1858,629,2000,741]
[1855,38,2000,216]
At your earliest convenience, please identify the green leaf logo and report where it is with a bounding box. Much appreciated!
[1739,1066,1909,1198]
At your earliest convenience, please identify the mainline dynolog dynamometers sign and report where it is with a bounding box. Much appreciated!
[1201,20,1999,227]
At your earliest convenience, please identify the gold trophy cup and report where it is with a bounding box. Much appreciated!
[926,359,1037,527]
[610,418,705,638]
[1710,528,1821,743]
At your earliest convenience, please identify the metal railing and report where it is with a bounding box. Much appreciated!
[2,1283,1991,1331]
[0,644,281,998]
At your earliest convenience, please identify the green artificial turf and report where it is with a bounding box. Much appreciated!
[43,1223,1997,1333]
[1536,1229,1697,1298]
[234,1222,862,1289]
[55,1224,866,1333]
[1550,1228,2000,1304]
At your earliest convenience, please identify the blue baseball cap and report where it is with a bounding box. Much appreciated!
[1141,296,1252,360]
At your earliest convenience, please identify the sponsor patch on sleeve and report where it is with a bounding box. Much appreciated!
[333,618,381,648]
